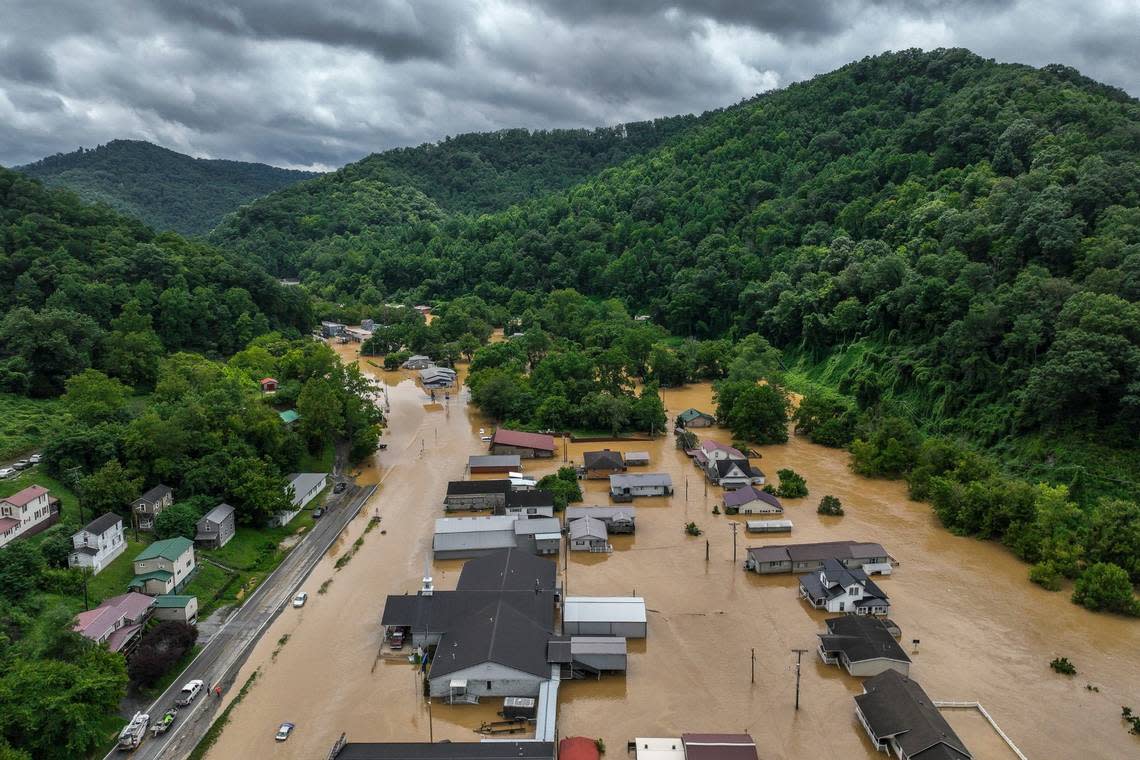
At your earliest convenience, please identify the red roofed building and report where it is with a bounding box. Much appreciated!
[491,429,556,459]
[0,484,60,548]
[680,734,758,760]
[73,591,156,654]
[559,737,600,760]
[260,377,278,392]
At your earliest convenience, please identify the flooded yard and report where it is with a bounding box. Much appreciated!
[204,347,1140,760]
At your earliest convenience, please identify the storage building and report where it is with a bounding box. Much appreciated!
[444,480,512,512]
[469,455,521,474]
[562,596,646,638]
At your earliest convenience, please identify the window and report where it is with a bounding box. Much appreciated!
[486,681,492,690]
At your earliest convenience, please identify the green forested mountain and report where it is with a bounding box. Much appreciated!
[224,49,1140,454]
[0,167,312,395]
[209,117,705,276]
[17,140,318,235]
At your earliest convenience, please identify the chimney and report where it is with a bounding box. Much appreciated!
[421,556,434,596]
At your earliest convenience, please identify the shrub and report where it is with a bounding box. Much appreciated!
[1072,563,1140,615]
[1050,657,1076,675]
[128,621,198,688]
[537,466,582,511]
[684,522,703,536]
[776,469,808,498]
[1029,561,1063,591]
[817,495,844,516]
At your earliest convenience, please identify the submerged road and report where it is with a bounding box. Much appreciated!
[107,480,377,760]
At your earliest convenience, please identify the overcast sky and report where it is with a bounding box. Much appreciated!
[1,0,1137,170]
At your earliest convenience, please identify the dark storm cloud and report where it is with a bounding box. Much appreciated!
[0,0,1136,170]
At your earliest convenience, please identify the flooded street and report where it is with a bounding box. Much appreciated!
[206,356,1139,760]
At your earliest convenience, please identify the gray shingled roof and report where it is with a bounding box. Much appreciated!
[447,480,512,496]
[819,615,910,665]
[583,450,624,470]
[854,670,972,760]
[83,512,122,535]
[428,596,552,679]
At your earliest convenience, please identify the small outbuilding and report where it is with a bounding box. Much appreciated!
[562,596,646,638]
[153,594,199,625]
[624,451,650,467]
[676,408,716,428]
[512,517,562,555]
[680,734,758,760]
[259,377,278,393]
[402,355,435,370]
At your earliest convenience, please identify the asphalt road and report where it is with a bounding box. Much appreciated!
[108,480,377,760]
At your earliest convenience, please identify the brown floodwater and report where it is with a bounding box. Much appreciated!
[205,351,1139,760]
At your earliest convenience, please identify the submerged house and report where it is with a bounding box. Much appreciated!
[854,670,972,760]
[568,517,611,553]
[705,458,766,489]
[681,734,759,760]
[818,615,910,677]
[609,473,673,499]
[499,489,556,519]
[511,517,563,555]
[583,449,626,479]
[444,479,512,512]
[799,558,890,616]
[402,355,435,370]
[491,429,556,459]
[724,486,782,515]
[676,408,716,428]
[420,366,457,389]
[564,506,636,534]
[744,541,893,575]
[328,741,554,760]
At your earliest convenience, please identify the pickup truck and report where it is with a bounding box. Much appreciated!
[175,679,204,706]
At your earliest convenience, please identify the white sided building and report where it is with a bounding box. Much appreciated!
[68,513,126,575]
[562,596,647,638]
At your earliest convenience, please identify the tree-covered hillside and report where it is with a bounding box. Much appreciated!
[0,167,312,395]
[232,49,1140,453]
[17,140,317,235]
[210,117,704,276]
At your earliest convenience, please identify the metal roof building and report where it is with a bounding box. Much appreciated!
[433,516,518,559]
[562,596,646,638]
[469,454,522,473]
[632,738,685,760]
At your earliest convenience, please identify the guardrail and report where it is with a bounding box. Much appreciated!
[933,701,1028,760]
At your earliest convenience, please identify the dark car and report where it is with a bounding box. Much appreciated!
[333,482,347,494]
[312,508,324,519]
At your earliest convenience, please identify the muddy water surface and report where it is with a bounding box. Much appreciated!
[206,363,1139,760]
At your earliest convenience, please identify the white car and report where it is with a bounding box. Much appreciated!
[480,435,493,443]
[275,722,295,741]
[292,592,308,608]
[12,460,30,471]
[28,454,42,464]
[175,679,204,706]
[0,468,15,479]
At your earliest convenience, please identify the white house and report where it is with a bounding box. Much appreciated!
[799,559,890,615]
[724,486,782,515]
[705,458,765,489]
[68,513,126,575]
[609,473,673,499]
[0,484,59,548]
[568,517,610,553]
[273,472,328,526]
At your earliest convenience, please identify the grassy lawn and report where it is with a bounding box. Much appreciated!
[85,537,152,605]
[298,441,335,473]
[0,466,82,529]
[0,393,59,460]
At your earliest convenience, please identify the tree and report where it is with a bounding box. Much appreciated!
[61,369,129,426]
[0,542,45,603]
[537,467,582,511]
[0,308,103,396]
[98,300,164,386]
[776,469,808,499]
[726,384,789,444]
[154,502,204,540]
[297,378,344,450]
[77,459,140,518]
[36,525,75,569]
[817,495,844,516]
[0,647,127,759]
[128,621,198,688]
[1071,563,1139,615]
[631,384,667,434]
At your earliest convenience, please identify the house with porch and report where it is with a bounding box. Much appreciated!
[274,472,328,526]
[724,486,782,514]
[583,450,626,479]
[68,513,126,575]
[195,503,236,549]
[744,540,894,575]
[129,537,196,595]
[705,458,765,489]
[799,558,890,615]
[854,670,972,760]
[73,591,155,654]
[564,506,636,534]
[569,517,610,553]
[0,484,60,547]
[818,615,910,677]
[131,484,173,532]
[609,473,673,499]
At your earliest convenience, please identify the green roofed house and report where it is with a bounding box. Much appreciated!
[153,594,199,625]
[129,537,196,595]
[676,408,715,428]
[279,409,301,425]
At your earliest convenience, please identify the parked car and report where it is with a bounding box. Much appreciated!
[175,679,204,706]
[480,435,493,443]
[28,453,42,464]
[11,460,30,471]
[292,592,308,608]
[312,508,324,520]
[275,722,295,741]
[0,468,15,479]
[333,482,347,494]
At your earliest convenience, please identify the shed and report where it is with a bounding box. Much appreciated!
[680,734,758,760]
[469,455,522,474]
[568,517,610,553]
[153,594,199,624]
[259,377,278,392]
[569,636,627,673]
[632,738,685,760]
[745,519,793,533]
[562,596,646,638]
[624,451,650,467]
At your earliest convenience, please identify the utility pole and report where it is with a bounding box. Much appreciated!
[705,539,710,562]
[427,697,433,743]
[730,521,738,564]
[751,647,756,684]
[791,648,808,710]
